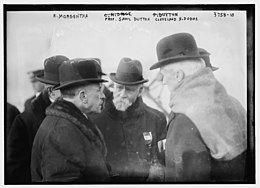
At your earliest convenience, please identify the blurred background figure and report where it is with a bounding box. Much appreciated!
[6,102,20,137]
[5,102,20,185]
[24,69,44,112]
[6,55,69,184]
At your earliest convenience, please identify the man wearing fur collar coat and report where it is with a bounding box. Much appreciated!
[150,33,247,182]
[31,59,110,182]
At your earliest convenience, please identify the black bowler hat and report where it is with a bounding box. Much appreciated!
[36,55,69,85]
[198,48,219,71]
[68,58,106,76]
[150,33,210,70]
[53,58,108,90]
[80,58,106,76]
[109,57,149,86]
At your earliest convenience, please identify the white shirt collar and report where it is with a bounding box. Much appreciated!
[82,112,88,119]
[49,97,55,103]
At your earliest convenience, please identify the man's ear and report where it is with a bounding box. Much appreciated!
[47,87,55,99]
[138,85,144,97]
[79,90,88,104]
[176,69,185,82]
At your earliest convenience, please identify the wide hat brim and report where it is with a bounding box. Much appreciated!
[35,75,58,85]
[150,53,210,70]
[53,78,108,90]
[109,73,148,86]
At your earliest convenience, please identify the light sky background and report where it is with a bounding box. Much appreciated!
[7,10,247,113]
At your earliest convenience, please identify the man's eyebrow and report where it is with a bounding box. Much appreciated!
[126,86,137,90]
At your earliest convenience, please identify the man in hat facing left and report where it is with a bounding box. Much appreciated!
[91,57,167,183]
[31,59,110,182]
[150,33,247,182]
[6,55,69,184]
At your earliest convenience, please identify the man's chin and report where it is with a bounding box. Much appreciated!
[113,99,132,112]
[114,105,127,111]
[116,107,127,112]
[114,103,131,111]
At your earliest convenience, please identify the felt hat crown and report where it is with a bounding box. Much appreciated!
[109,57,148,86]
[53,58,107,90]
[89,58,106,76]
[150,33,210,70]
[36,55,69,85]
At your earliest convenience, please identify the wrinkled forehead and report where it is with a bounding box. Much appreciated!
[114,82,140,90]
[89,83,102,89]
[160,62,179,73]
[160,65,171,74]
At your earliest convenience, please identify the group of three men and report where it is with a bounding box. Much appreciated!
[7,32,247,183]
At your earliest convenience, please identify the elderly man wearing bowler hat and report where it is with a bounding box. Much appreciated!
[31,59,110,182]
[150,33,247,182]
[91,58,167,183]
[6,55,69,184]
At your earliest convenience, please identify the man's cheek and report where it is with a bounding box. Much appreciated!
[113,91,121,98]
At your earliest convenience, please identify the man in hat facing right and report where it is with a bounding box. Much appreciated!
[31,59,110,182]
[150,33,247,182]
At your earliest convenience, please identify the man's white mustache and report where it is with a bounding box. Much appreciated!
[113,97,132,111]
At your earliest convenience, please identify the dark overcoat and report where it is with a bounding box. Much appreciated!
[6,90,51,183]
[24,95,36,112]
[6,102,20,136]
[165,112,247,182]
[31,98,110,182]
[91,90,167,182]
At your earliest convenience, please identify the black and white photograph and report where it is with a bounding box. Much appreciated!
[3,3,255,186]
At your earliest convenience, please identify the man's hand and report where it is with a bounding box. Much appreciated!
[147,163,165,182]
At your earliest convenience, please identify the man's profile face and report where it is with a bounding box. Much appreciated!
[85,83,105,113]
[160,65,180,92]
[113,83,141,111]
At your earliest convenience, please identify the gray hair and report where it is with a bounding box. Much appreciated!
[161,58,206,76]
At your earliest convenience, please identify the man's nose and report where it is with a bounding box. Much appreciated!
[100,91,106,100]
[119,88,127,98]
[156,72,163,82]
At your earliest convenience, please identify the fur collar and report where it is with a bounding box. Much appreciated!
[169,68,247,160]
[46,98,107,156]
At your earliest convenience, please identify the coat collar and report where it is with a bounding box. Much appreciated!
[168,68,247,160]
[46,98,107,156]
